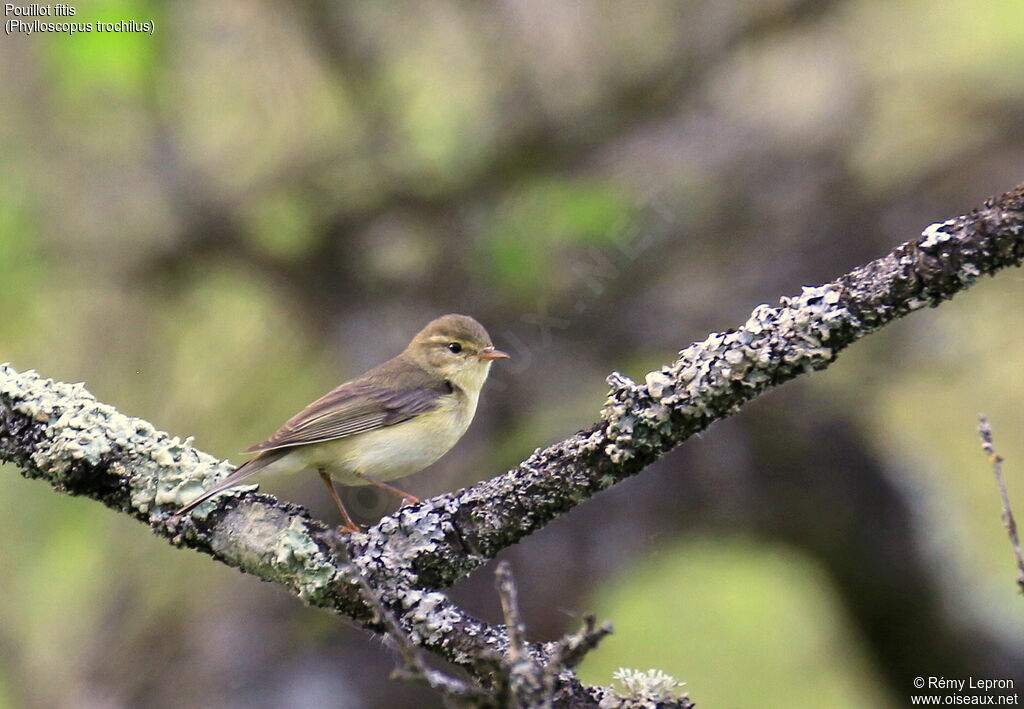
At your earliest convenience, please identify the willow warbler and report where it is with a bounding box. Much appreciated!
[176,314,508,532]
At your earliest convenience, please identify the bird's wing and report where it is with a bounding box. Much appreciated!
[244,364,451,453]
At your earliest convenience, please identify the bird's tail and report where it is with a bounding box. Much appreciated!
[175,450,287,516]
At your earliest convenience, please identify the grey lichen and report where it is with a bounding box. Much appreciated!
[0,364,240,515]
[598,669,691,709]
[397,589,463,646]
[601,284,851,465]
[368,503,450,577]
[0,364,346,600]
[211,503,342,602]
[919,219,957,249]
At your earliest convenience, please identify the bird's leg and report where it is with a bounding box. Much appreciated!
[355,473,420,507]
[318,470,361,534]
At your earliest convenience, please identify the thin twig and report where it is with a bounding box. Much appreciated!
[978,415,1024,593]
[547,615,613,670]
[540,615,614,707]
[494,561,543,707]
[495,561,526,662]
[494,564,618,709]
[354,573,491,707]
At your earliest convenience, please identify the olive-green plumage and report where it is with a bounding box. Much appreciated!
[176,314,508,531]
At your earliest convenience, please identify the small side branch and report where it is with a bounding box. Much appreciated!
[977,415,1024,593]
[354,573,491,708]
[496,561,527,663]
[490,562,623,709]
[359,561,622,708]
[545,615,613,672]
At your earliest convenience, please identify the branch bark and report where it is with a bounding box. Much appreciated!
[3,184,1023,706]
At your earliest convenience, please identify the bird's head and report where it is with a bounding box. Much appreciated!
[406,314,509,393]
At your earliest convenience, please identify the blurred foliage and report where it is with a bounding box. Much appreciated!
[580,537,894,709]
[240,191,319,261]
[843,0,1024,188]
[1,0,1023,707]
[838,277,1024,633]
[485,177,634,300]
[46,0,159,103]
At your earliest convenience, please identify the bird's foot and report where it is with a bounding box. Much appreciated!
[336,523,363,535]
[400,495,420,507]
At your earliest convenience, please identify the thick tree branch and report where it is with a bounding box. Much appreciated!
[0,368,525,674]
[351,182,1024,589]
[3,185,1023,705]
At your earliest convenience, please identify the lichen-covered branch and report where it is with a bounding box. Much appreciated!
[354,571,493,708]
[350,183,1024,591]
[361,562,631,709]
[0,367,610,706]
[0,365,526,677]
[3,185,1024,706]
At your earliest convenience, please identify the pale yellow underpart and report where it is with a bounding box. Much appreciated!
[256,359,489,486]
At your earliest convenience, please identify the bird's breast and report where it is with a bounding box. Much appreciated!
[305,393,475,485]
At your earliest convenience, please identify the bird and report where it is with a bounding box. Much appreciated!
[175,314,509,532]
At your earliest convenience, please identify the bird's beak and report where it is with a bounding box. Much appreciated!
[475,347,510,361]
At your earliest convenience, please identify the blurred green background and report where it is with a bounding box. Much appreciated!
[1,1,1023,707]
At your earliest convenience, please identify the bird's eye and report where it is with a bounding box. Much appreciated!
[447,342,462,354]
